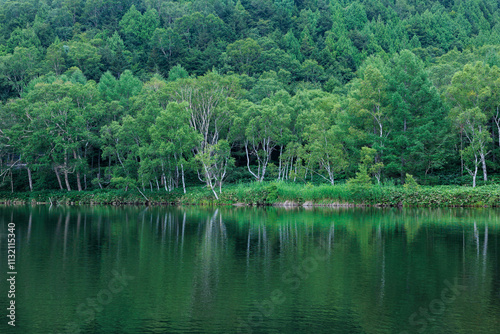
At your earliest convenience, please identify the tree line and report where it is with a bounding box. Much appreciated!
[1,0,500,193]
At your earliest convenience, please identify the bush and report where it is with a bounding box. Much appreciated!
[403,174,420,190]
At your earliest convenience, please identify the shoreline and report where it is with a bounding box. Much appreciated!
[1,182,499,208]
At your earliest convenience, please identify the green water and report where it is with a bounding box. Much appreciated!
[0,206,499,334]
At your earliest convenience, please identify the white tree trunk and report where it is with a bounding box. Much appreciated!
[245,142,260,181]
[54,167,63,190]
[27,167,33,192]
[472,165,477,188]
[181,164,186,194]
[480,150,487,182]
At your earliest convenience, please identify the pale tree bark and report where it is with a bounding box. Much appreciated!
[54,166,63,190]
[202,161,219,200]
[163,173,168,192]
[480,150,487,181]
[462,119,489,186]
[76,172,82,191]
[171,73,237,189]
[73,151,82,191]
[64,170,71,191]
[27,167,33,192]
[64,154,71,191]
[245,137,274,182]
[277,145,283,180]
[245,141,260,181]
[494,107,500,147]
[464,153,479,188]
[181,163,186,194]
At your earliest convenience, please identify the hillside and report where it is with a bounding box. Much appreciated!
[1,0,500,195]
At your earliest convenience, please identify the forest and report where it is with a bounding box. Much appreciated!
[2,0,500,199]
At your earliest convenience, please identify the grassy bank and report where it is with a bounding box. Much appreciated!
[1,182,500,207]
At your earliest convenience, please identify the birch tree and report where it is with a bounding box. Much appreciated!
[0,98,39,191]
[297,97,348,185]
[447,62,499,182]
[150,102,200,193]
[167,71,240,193]
[195,140,233,199]
[14,74,102,191]
[237,93,291,182]
[100,116,142,191]
[350,64,390,152]
[449,107,490,187]
[167,71,240,152]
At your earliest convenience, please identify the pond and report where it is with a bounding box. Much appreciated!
[0,205,499,333]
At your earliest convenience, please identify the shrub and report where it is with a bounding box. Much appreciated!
[403,174,420,190]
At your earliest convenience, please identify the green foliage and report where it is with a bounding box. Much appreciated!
[2,0,500,196]
[347,166,373,199]
[0,46,41,95]
[168,64,189,82]
[403,174,420,191]
[226,38,262,75]
[3,182,500,208]
[384,50,449,178]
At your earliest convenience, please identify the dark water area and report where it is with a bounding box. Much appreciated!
[0,205,499,333]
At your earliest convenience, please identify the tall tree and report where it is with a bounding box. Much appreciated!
[384,50,449,181]
[449,107,490,187]
[150,101,200,193]
[233,92,291,182]
[167,71,239,194]
[0,47,41,96]
[446,61,500,183]
[225,38,262,75]
[296,90,348,184]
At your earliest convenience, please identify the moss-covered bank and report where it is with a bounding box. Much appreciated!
[1,182,500,207]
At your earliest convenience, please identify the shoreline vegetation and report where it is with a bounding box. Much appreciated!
[4,2,500,199]
[1,182,500,208]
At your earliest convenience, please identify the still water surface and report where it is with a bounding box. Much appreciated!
[0,205,499,333]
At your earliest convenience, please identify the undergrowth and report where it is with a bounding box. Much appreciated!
[1,182,499,207]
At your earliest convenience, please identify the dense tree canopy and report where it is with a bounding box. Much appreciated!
[2,0,500,192]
